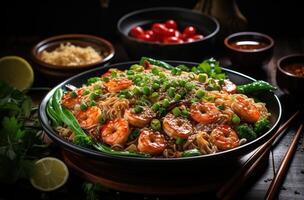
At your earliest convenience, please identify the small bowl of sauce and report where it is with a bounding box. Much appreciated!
[224,32,274,68]
[277,54,304,97]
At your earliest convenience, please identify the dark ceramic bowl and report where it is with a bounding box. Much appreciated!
[117,7,220,61]
[276,54,304,98]
[31,34,115,82]
[224,32,274,68]
[39,60,281,194]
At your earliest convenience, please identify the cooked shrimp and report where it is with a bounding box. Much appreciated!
[190,102,221,124]
[231,95,260,123]
[124,107,155,128]
[137,129,166,155]
[75,106,101,129]
[61,89,83,109]
[103,78,132,93]
[196,131,216,154]
[163,113,194,139]
[210,125,239,150]
[101,118,129,146]
[222,80,236,94]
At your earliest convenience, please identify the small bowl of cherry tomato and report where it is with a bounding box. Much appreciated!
[117,7,220,60]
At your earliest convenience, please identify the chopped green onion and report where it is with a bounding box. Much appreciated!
[128,129,140,141]
[98,115,106,124]
[94,85,102,90]
[162,99,170,108]
[80,103,87,111]
[191,97,199,103]
[182,109,190,117]
[152,103,160,112]
[70,91,77,98]
[150,119,161,131]
[178,80,186,87]
[111,71,118,78]
[89,100,96,106]
[152,67,160,75]
[133,105,143,113]
[167,87,175,98]
[132,87,142,95]
[176,137,186,145]
[217,104,225,110]
[162,81,171,90]
[89,93,98,100]
[182,149,201,157]
[185,82,195,91]
[174,94,182,101]
[102,77,110,82]
[130,64,144,72]
[172,107,181,117]
[82,90,90,96]
[87,77,101,85]
[171,68,181,75]
[198,73,207,82]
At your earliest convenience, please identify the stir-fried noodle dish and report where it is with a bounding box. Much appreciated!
[48,57,273,158]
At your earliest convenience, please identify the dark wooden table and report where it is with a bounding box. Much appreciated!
[0,35,303,200]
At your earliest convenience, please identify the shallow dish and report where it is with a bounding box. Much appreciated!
[31,34,115,81]
[117,7,220,60]
[39,60,281,193]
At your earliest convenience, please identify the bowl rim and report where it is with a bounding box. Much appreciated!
[117,7,220,46]
[224,31,274,53]
[31,34,115,70]
[39,60,282,163]
[277,53,304,79]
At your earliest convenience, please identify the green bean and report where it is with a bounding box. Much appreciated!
[182,149,201,157]
[93,143,150,157]
[236,80,276,94]
[140,57,173,70]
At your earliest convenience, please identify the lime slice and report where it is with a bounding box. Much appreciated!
[30,157,69,192]
[0,56,34,91]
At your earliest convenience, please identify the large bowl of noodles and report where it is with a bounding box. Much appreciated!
[39,59,281,194]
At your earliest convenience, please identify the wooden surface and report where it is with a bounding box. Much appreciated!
[0,36,304,200]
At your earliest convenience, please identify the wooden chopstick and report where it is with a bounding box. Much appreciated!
[265,124,303,200]
[216,111,300,200]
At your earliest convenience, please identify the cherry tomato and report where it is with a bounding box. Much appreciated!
[173,30,182,38]
[163,36,184,44]
[165,20,177,29]
[145,30,156,41]
[185,38,195,43]
[152,23,168,36]
[130,26,145,38]
[191,34,204,41]
[138,33,154,42]
[165,28,176,37]
[183,26,197,38]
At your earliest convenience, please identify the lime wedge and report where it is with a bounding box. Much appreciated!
[30,157,69,192]
[0,56,34,91]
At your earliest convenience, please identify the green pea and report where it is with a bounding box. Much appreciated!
[232,114,241,124]
[172,80,179,87]
[150,119,161,131]
[130,64,144,72]
[162,81,171,90]
[143,86,151,96]
[196,90,205,98]
[151,92,159,98]
[152,82,160,90]
[162,99,170,108]
[127,70,134,75]
[158,72,166,78]
[172,107,181,117]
